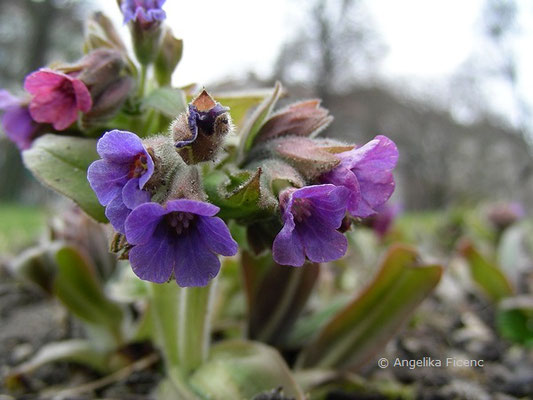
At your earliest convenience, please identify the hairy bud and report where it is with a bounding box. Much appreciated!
[154,27,183,86]
[84,12,127,53]
[172,90,233,164]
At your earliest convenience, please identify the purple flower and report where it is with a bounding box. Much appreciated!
[124,199,238,286]
[24,69,92,131]
[272,184,349,267]
[87,130,154,233]
[176,102,230,148]
[321,135,398,218]
[486,202,526,231]
[121,0,166,26]
[0,90,39,150]
[366,203,402,238]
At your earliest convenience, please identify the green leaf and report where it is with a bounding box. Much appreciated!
[238,82,283,161]
[459,240,514,302]
[143,87,187,119]
[8,245,57,294]
[189,340,305,400]
[7,340,111,381]
[22,134,105,222]
[296,245,443,370]
[496,296,533,347]
[204,169,275,219]
[53,245,123,341]
[214,89,274,130]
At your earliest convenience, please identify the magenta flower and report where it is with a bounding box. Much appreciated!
[24,69,92,131]
[273,184,349,267]
[321,135,398,218]
[124,199,238,286]
[121,0,166,26]
[87,130,154,233]
[0,90,39,150]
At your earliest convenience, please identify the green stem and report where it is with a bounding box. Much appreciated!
[177,280,216,374]
[149,282,180,367]
[138,64,148,98]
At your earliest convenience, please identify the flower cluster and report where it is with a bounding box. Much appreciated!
[4,0,399,287]
[270,135,398,266]
[1,48,132,149]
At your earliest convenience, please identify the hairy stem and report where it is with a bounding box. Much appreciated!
[177,280,216,374]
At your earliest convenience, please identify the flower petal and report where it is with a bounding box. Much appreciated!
[129,226,174,283]
[321,165,361,213]
[72,78,92,113]
[97,130,146,163]
[122,178,150,209]
[1,105,38,150]
[272,213,306,267]
[174,228,221,287]
[165,199,219,216]
[307,186,349,229]
[24,69,66,95]
[298,217,348,263]
[139,152,155,189]
[0,89,19,109]
[87,159,130,206]
[196,216,238,257]
[29,89,78,130]
[125,202,167,245]
[340,135,398,171]
[105,194,131,234]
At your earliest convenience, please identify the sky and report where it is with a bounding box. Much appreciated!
[97,0,533,128]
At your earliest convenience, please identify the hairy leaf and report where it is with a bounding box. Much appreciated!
[189,340,305,399]
[238,82,283,161]
[23,134,105,222]
[53,245,123,338]
[143,87,187,119]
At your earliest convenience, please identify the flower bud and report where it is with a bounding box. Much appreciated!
[76,49,127,99]
[253,99,333,145]
[140,134,188,203]
[154,27,183,86]
[84,11,127,53]
[121,1,167,65]
[82,76,133,126]
[247,136,353,180]
[172,90,233,164]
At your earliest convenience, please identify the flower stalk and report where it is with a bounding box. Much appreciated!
[148,282,180,367]
[177,280,217,374]
[178,279,216,374]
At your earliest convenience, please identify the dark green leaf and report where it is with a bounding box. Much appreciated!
[496,296,533,347]
[22,134,105,222]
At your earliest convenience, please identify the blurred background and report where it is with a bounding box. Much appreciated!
[1,0,532,250]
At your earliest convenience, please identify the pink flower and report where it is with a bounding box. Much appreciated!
[24,69,92,130]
